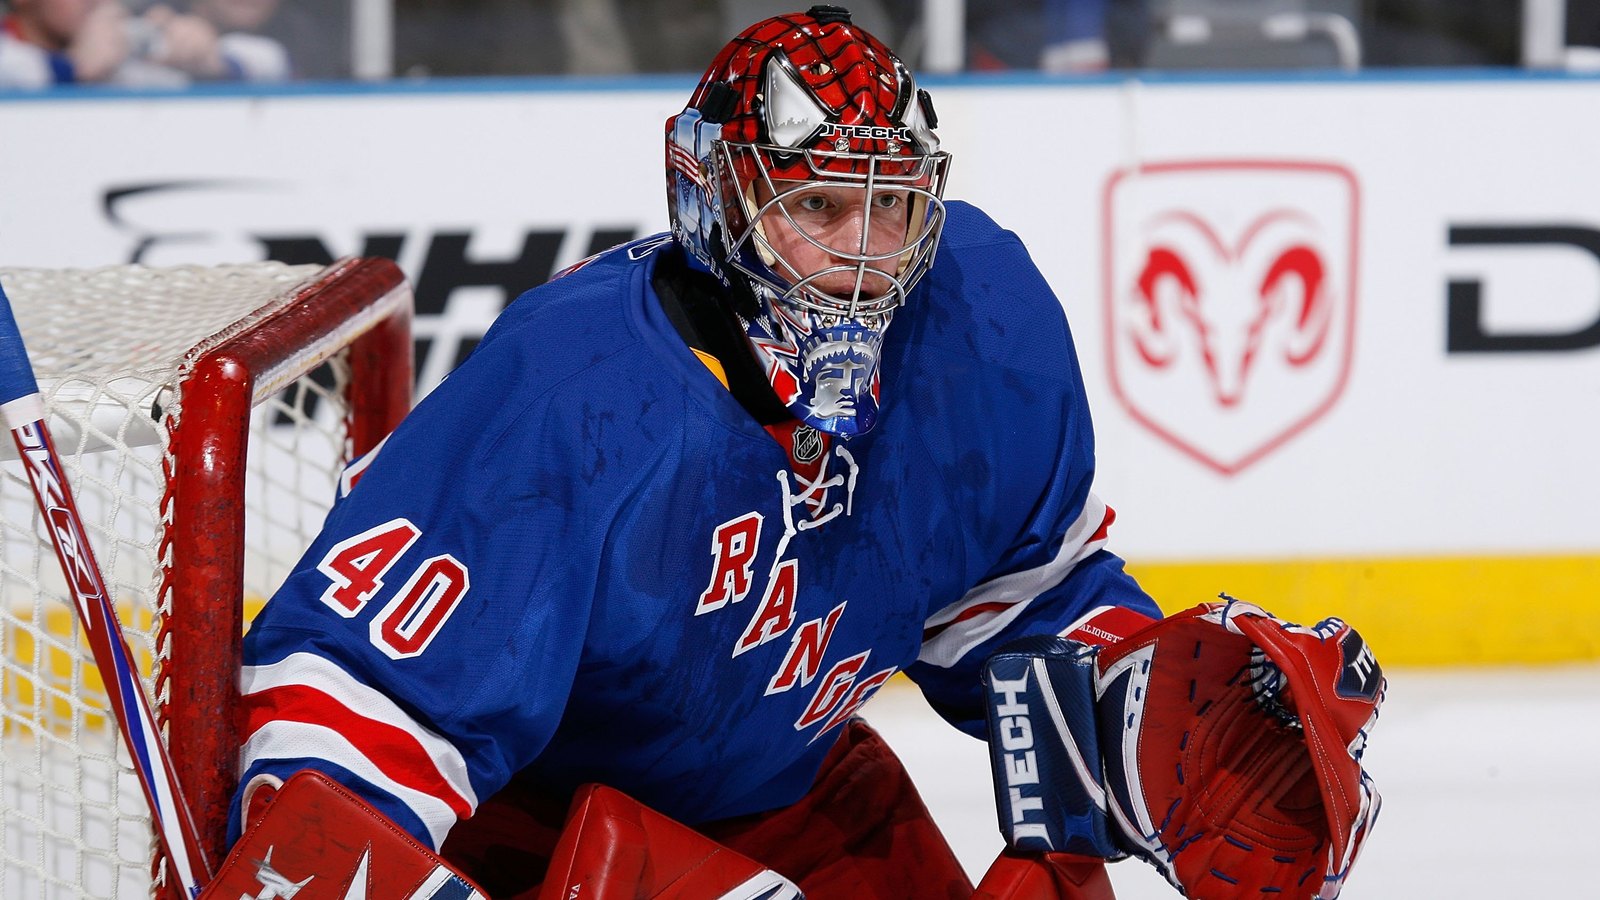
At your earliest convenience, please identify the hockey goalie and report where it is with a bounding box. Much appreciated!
[206,7,1383,899]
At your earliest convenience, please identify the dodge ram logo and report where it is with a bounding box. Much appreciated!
[1102,160,1360,475]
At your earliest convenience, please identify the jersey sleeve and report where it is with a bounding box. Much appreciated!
[229,319,612,851]
[910,484,1160,739]
[903,213,1161,738]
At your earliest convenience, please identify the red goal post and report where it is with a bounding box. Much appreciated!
[0,258,412,899]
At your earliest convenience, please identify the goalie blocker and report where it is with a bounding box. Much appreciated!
[981,598,1384,900]
[203,771,489,899]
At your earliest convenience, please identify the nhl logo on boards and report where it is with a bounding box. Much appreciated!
[1102,159,1360,476]
[792,424,824,464]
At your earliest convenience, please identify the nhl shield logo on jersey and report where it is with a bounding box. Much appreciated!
[1102,159,1359,475]
[792,424,824,464]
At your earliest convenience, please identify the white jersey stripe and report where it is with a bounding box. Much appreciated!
[240,720,461,849]
[918,493,1110,668]
[339,433,391,498]
[241,652,478,808]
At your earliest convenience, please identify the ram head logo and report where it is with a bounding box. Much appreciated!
[1103,161,1359,475]
[1129,211,1334,407]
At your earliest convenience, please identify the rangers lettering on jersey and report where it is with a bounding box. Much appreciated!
[766,602,846,694]
[812,663,898,739]
[733,558,799,656]
[692,446,902,737]
[697,512,764,614]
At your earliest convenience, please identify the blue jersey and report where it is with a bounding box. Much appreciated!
[233,201,1159,850]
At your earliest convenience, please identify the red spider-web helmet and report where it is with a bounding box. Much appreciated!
[665,6,951,436]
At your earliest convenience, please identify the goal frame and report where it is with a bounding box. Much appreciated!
[153,256,411,895]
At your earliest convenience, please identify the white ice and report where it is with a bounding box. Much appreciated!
[861,664,1600,898]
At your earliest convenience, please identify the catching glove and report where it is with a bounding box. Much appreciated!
[982,597,1384,899]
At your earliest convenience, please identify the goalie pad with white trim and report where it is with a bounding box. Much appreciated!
[541,782,803,899]
[202,769,487,899]
[972,850,1115,900]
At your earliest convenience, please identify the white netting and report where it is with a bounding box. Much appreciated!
[0,263,372,898]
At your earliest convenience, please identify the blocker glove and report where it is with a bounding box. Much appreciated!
[982,597,1384,899]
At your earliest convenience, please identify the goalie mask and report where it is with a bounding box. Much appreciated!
[666,5,950,437]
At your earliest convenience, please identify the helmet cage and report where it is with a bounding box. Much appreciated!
[714,141,949,320]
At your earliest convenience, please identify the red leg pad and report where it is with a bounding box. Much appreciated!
[702,720,973,900]
[972,851,1116,900]
[537,784,799,900]
[445,719,971,900]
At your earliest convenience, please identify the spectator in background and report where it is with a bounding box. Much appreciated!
[2,0,134,86]
[185,0,356,80]
[1037,0,1111,71]
[0,0,289,88]
[181,0,291,80]
[1038,0,1151,72]
[882,0,1146,72]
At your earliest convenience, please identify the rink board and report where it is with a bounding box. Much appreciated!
[1,72,1597,664]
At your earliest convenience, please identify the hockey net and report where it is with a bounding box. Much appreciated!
[0,259,412,899]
